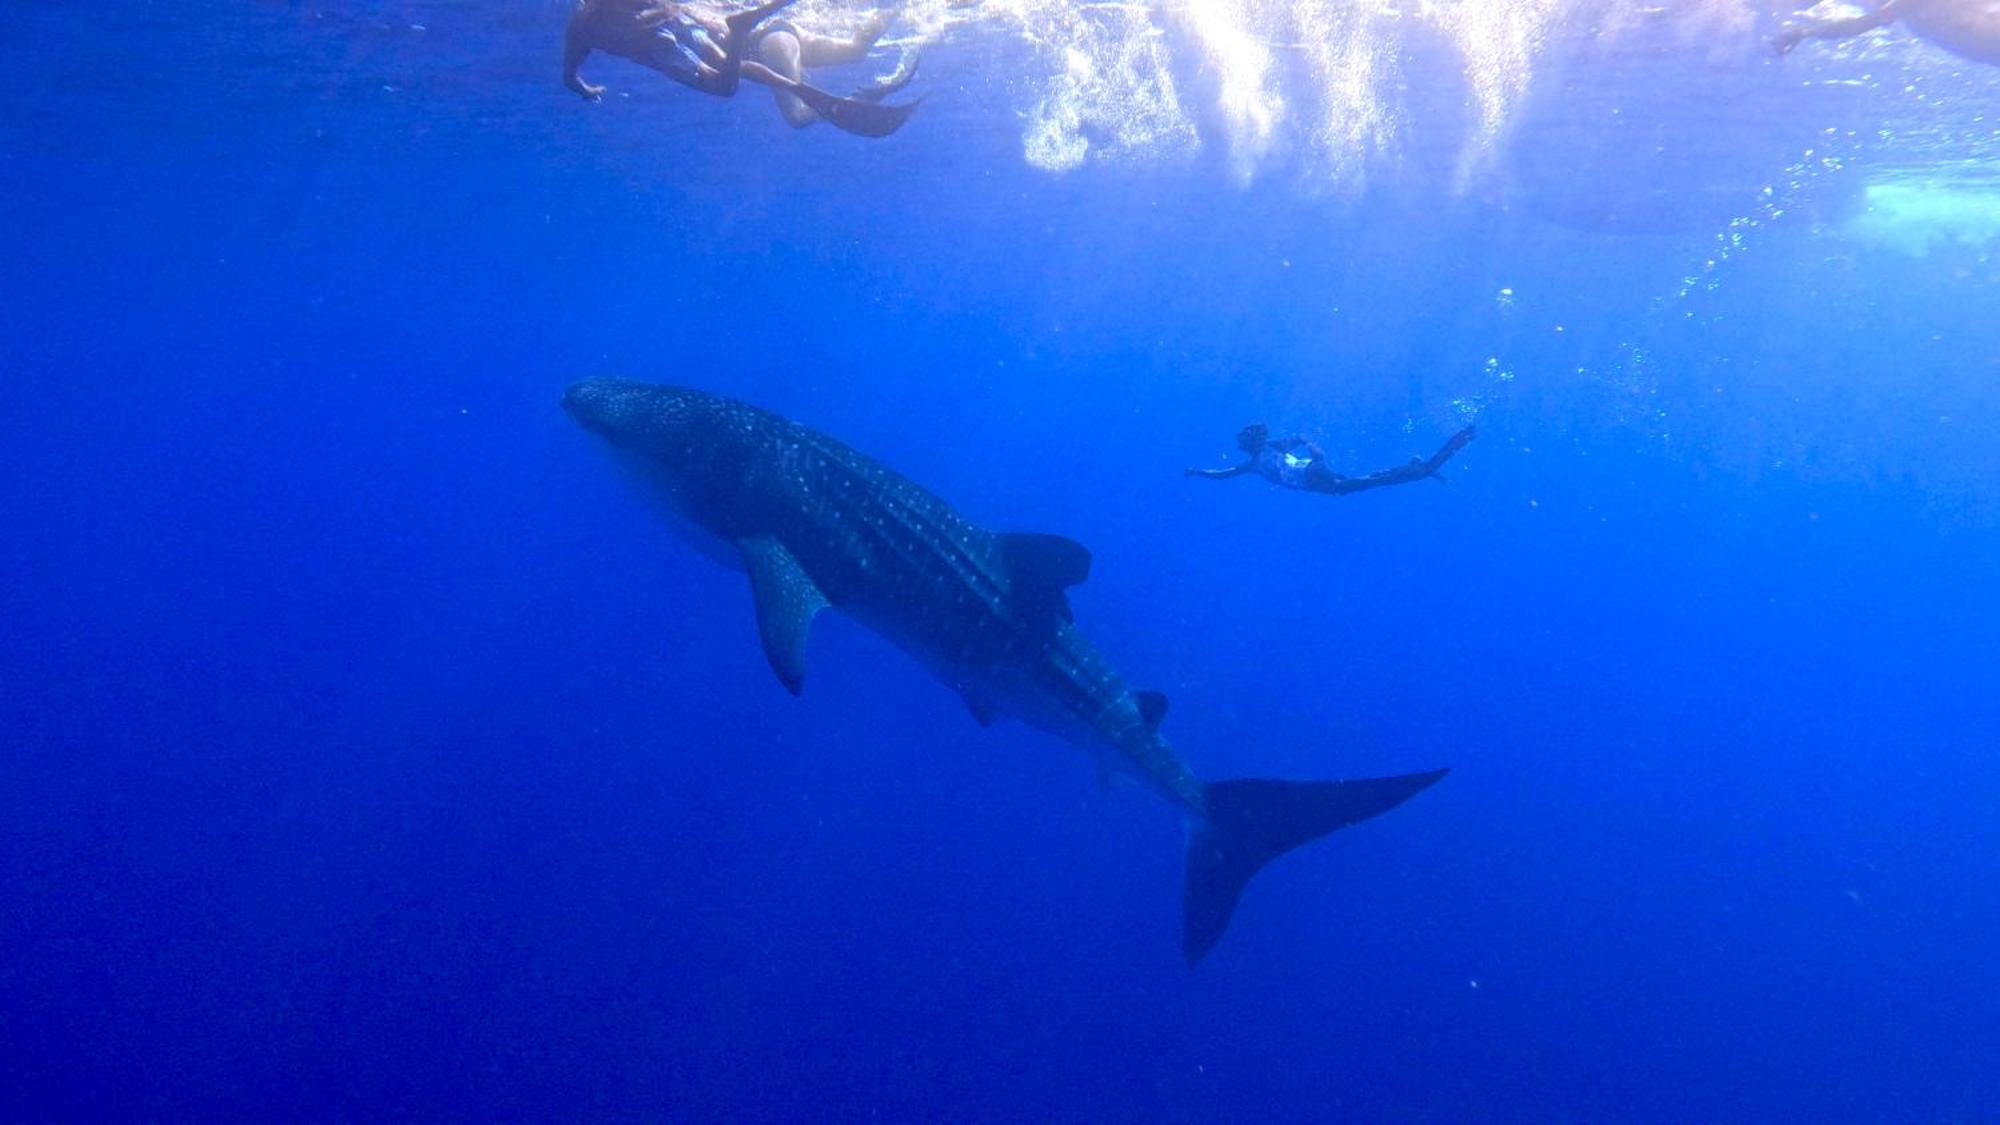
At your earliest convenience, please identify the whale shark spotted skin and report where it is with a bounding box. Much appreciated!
[563,378,1446,962]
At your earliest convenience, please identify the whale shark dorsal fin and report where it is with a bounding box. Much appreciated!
[997,532,1092,624]
[1136,691,1168,732]
[738,536,828,696]
[998,532,1091,587]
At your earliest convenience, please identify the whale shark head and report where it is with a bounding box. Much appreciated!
[563,377,744,478]
[563,378,752,520]
[561,378,695,446]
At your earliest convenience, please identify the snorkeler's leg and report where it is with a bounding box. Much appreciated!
[1311,464,1421,496]
[1314,427,1475,495]
[751,31,819,127]
[724,0,804,56]
[743,60,918,137]
[771,10,914,107]
[1426,424,1477,474]
[794,10,894,66]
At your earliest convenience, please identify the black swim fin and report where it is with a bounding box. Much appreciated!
[1183,769,1448,963]
[784,80,920,138]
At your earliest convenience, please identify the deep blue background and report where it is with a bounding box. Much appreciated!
[4,3,1998,1120]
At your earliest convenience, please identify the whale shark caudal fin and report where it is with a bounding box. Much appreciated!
[739,536,827,695]
[1182,769,1449,963]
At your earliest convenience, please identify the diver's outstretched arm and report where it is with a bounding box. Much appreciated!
[1772,0,1901,55]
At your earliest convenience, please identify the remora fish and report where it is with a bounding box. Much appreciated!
[562,378,1447,962]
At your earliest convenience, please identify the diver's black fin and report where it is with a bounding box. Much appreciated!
[1183,769,1448,964]
[738,535,827,695]
[782,80,920,138]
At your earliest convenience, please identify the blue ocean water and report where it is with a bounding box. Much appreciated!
[5,1,1999,1119]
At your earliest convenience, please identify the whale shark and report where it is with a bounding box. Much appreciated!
[562,378,1447,962]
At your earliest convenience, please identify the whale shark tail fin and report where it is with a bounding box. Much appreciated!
[1183,769,1448,964]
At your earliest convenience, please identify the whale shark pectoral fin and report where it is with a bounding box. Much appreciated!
[960,689,997,727]
[1136,690,1169,732]
[738,536,827,696]
[997,532,1092,624]
[1095,756,1120,792]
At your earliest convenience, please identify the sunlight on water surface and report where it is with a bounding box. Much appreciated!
[852,0,1769,183]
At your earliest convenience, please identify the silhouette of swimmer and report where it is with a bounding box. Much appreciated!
[1772,0,2000,66]
[1187,423,1477,497]
[563,0,919,137]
